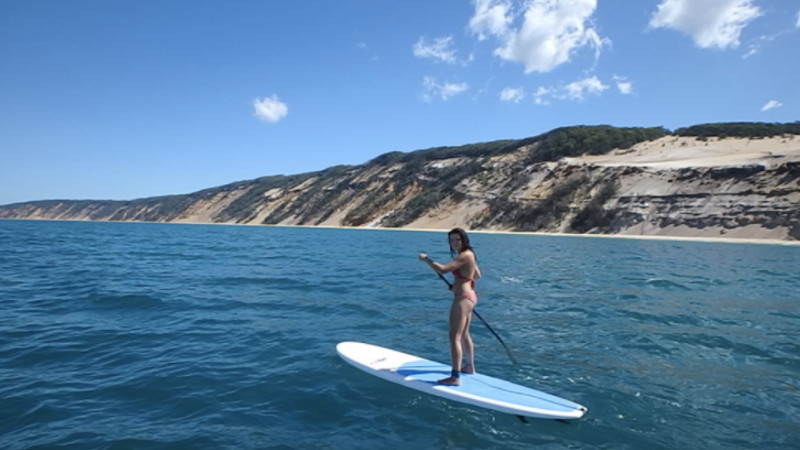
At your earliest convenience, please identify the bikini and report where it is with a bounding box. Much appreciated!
[452,269,478,304]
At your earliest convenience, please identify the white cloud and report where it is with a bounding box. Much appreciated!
[761,100,783,111]
[421,77,468,101]
[562,76,608,100]
[796,9,800,28]
[533,86,551,105]
[742,42,759,59]
[741,32,777,59]
[470,0,513,41]
[500,87,525,103]
[469,0,607,73]
[649,0,762,49]
[613,75,633,94]
[532,76,609,104]
[253,95,288,123]
[413,36,458,64]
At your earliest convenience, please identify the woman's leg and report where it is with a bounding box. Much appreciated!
[438,297,474,385]
[461,311,475,374]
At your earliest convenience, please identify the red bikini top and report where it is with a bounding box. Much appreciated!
[453,269,476,288]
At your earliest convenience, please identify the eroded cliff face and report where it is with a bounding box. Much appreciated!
[609,164,800,240]
[552,162,798,240]
[2,136,799,241]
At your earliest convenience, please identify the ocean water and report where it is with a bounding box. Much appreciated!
[1,220,798,450]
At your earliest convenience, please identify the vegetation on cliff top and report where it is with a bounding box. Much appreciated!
[527,125,668,163]
[369,125,669,168]
[675,122,800,138]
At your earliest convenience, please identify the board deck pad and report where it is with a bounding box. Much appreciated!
[336,341,587,420]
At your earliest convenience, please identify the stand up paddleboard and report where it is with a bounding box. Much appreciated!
[336,341,587,420]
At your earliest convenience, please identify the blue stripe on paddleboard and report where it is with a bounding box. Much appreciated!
[396,360,581,413]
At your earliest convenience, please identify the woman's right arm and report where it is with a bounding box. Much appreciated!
[419,253,465,275]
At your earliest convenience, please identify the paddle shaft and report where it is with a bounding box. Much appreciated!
[436,272,518,366]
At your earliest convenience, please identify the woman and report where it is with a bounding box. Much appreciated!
[419,228,482,386]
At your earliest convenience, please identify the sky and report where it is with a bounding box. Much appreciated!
[1,0,799,205]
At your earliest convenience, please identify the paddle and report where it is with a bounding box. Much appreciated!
[435,272,519,366]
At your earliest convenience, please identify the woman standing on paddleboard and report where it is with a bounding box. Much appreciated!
[419,227,482,386]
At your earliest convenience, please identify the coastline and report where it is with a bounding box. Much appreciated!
[4,217,798,246]
[389,225,800,246]
[2,135,798,244]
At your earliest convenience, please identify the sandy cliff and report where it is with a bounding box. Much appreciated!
[2,132,799,241]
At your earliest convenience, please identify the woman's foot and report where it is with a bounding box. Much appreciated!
[437,376,461,386]
[461,364,476,374]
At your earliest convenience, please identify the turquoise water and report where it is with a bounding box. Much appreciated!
[1,220,798,449]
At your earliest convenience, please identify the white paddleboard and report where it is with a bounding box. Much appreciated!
[336,341,587,420]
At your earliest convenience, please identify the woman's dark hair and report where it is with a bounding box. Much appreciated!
[448,227,476,258]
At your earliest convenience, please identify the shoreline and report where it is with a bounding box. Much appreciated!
[3,217,798,246]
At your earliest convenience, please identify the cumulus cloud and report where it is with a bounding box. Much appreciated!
[469,0,607,73]
[649,0,762,49]
[421,76,468,101]
[614,75,633,94]
[500,87,525,103]
[470,0,513,40]
[797,9,800,28]
[761,100,783,111]
[413,36,458,64]
[253,95,288,123]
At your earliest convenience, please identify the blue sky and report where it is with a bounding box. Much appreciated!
[1,0,798,205]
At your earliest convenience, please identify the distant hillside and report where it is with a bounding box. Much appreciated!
[2,122,799,241]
